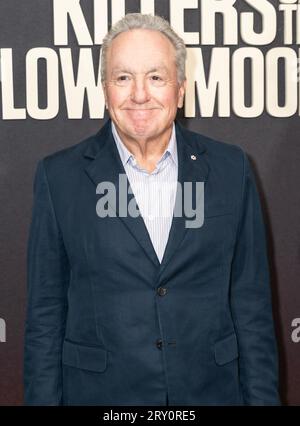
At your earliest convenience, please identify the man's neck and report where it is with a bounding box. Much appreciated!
[112,122,174,173]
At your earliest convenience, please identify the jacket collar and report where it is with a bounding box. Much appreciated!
[83,118,209,276]
[83,118,207,160]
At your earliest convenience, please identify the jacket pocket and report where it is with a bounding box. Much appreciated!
[205,199,234,219]
[62,339,108,373]
[214,332,239,365]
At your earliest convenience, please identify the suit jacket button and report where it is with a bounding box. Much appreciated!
[156,339,163,349]
[157,287,167,296]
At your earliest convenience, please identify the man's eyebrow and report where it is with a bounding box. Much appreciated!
[111,66,169,75]
[111,68,134,74]
[147,67,168,73]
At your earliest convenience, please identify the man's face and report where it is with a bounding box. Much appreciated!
[103,29,186,142]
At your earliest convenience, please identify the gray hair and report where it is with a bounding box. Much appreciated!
[101,13,187,83]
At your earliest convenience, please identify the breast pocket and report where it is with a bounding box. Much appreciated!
[204,200,236,256]
[205,198,235,219]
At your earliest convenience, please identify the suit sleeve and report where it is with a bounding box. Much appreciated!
[24,159,70,405]
[230,151,281,406]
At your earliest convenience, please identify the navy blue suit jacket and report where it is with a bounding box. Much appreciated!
[24,119,280,405]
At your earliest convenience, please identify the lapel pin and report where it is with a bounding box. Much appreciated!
[191,155,197,160]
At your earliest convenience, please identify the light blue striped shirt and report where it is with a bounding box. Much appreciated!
[111,121,178,263]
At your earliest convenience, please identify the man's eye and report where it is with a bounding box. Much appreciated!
[151,75,162,81]
[117,75,130,82]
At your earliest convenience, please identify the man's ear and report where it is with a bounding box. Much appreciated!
[102,82,108,109]
[177,79,187,109]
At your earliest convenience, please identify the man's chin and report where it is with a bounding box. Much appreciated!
[113,119,170,141]
[120,122,156,138]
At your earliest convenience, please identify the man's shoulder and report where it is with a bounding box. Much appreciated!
[42,132,99,167]
[33,126,108,190]
[39,121,111,179]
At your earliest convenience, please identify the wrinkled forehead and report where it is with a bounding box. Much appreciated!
[106,29,177,71]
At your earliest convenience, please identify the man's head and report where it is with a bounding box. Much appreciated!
[101,13,187,144]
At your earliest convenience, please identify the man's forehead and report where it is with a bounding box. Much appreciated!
[111,28,172,44]
[108,29,176,55]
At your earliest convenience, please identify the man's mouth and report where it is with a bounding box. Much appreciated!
[123,108,159,111]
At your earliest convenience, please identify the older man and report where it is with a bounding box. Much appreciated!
[24,13,280,406]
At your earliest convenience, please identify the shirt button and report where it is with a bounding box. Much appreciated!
[156,339,163,349]
[157,287,167,296]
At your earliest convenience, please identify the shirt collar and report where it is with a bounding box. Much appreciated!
[111,120,178,168]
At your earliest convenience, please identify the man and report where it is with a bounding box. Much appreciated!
[24,13,280,405]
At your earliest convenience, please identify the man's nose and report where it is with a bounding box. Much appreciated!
[130,78,150,104]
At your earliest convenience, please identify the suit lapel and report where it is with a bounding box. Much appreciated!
[83,120,160,267]
[158,121,210,277]
[83,119,210,273]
